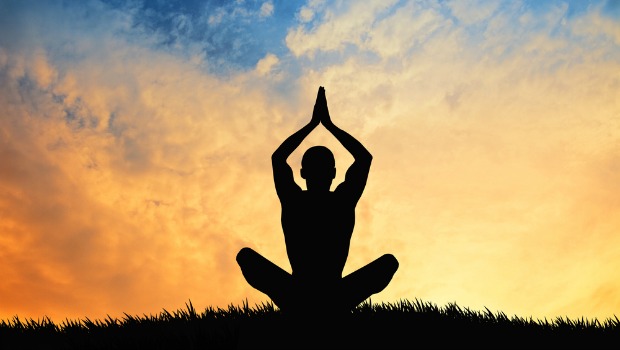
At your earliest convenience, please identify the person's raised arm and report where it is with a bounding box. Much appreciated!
[316,87,372,201]
[272,89,322,199]
[317,87,372,163]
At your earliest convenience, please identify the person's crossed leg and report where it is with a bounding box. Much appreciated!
[237,247,398,315]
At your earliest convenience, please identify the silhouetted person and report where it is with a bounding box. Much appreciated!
[237,86,398,318]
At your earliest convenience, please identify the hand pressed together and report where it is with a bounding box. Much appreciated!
[311,86,332,127]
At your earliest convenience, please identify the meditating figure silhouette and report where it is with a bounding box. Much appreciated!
[237,86,398,317]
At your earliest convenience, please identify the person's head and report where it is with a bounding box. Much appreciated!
[301,146,335,192]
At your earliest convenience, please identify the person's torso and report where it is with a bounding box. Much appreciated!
[281,190,355,282]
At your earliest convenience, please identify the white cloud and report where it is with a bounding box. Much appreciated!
[255,53,279,75]
[298,7,314,23]
[571,3,620,45]
[297,0,326,23]
[286,0,399,57]
[260,1,274,18]
[365,1,448,58]
[447,0,501,25]
[208,9,226,26]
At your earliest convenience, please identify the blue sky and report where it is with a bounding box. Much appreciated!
[101,0,619,71]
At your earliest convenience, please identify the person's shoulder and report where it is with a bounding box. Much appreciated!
[332,187,353,200]
[333,185,363,204]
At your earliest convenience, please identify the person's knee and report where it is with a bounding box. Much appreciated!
[381,254,399,274]
[236,247,255,265]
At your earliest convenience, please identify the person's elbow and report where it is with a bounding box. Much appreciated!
[357,152,372,167]
[272,151,285,164]
[361,151,373,164]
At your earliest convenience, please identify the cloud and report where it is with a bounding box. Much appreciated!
[297,0,326,23]
[126,0,292,73]
[571,2,620,45]
[286,0,400,57]
[447,0,501,25]
[255,53,280,75]
[292,0,620,320]
[298,7,315,23]
[260,1,274,18]
[0,0,303,320]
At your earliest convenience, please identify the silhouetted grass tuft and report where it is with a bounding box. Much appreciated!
[1,299,619,349]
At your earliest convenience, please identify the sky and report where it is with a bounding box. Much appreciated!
[0,0,619,323]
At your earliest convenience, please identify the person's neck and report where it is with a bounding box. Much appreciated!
[306,188,331,194]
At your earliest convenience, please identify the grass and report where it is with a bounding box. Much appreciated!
[1,299,619,349]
